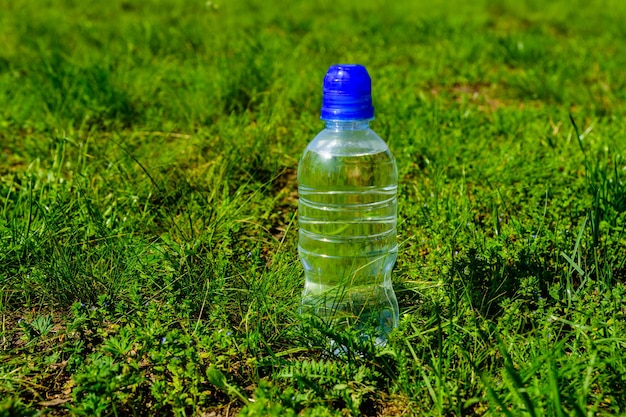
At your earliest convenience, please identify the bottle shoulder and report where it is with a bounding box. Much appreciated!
[304,128,393,158]
[298,128,397,188]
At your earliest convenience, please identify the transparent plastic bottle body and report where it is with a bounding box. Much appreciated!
[298,120,399,343]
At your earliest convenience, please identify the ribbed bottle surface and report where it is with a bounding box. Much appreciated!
[298,122,399,343]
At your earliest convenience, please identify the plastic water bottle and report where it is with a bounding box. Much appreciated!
[298,64,399,345]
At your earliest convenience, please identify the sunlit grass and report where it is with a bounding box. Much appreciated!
[1,0,625,415]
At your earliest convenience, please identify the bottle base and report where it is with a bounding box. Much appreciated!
[299,283,399,347]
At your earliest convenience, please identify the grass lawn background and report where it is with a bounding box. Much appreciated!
[1,0,625,415]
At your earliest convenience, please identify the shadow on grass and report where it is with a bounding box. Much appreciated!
[448,246,554,319]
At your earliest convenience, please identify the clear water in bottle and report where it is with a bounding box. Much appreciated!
[298,119,399,345]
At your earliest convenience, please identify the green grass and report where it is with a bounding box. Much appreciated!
[1,0,626,415]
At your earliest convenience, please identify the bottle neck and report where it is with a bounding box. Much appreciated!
[324,120,370,131]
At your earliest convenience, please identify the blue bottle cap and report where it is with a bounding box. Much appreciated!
[321,64,374,121]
